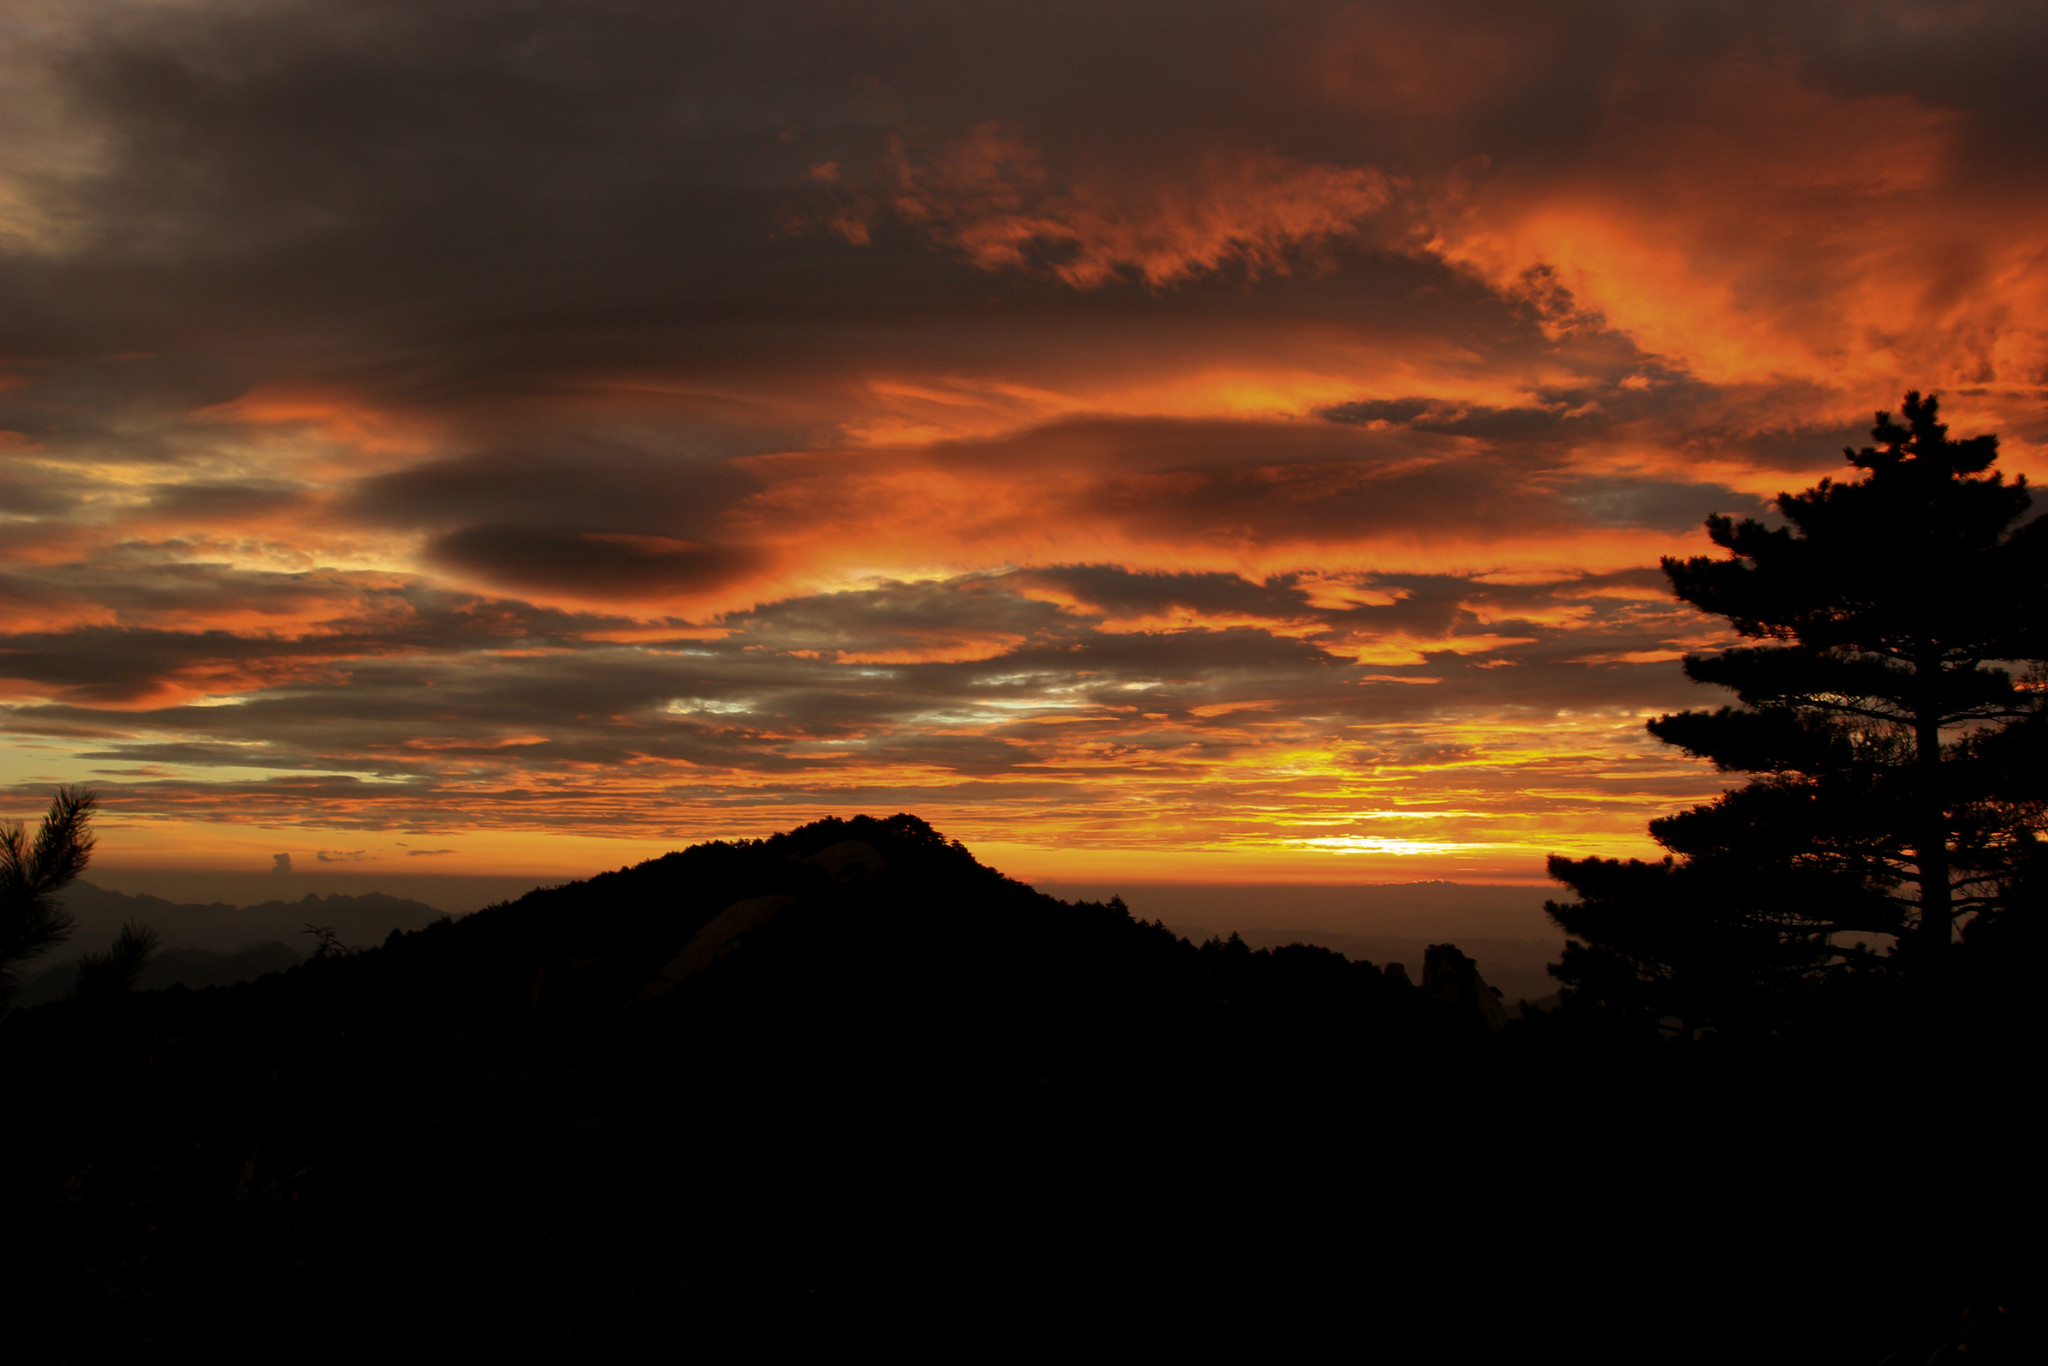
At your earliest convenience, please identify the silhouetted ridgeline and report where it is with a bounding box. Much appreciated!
[56,881,448,953]
[1038,878,1564,1004]
[1,816,2033,1361]
[10,884,447,1006]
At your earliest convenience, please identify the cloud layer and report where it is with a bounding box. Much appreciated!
[4,0,2043,876]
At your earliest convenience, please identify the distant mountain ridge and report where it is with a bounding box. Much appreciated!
[1037,877,1562,1001]
[12,882,450,1006]
[56,880,449,955]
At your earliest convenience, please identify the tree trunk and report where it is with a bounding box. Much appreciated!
[1914,698,1951,967]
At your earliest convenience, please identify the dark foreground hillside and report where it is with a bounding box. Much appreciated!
[3,816,2035,1361]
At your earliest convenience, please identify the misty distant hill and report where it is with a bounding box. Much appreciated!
[78,868,547,916]
[1038,877,1555,937]
[55,880,448,955]
[11,883,450,1006]
[1041,878,1564,1004]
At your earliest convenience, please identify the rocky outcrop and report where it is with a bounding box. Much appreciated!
[633,894,798,1002]
[802,839,886,886]
[1421,943,1509,1033]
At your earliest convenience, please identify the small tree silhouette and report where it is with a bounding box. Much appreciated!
[1,787,99,1010]
[303,924,347,958]
[73,921,161,1001]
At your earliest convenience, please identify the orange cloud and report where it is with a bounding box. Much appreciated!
[189,388,445,469]
[864,125,1395,287]
[1425,56,2048,401]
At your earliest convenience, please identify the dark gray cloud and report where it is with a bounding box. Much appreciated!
[351,446,764,534]
[144,481,307,520]
[1559,477,1761,532]
[0,1,1831,427]
[1020,566,1316,620]
[426,526,764,599]
[0,465,85,517]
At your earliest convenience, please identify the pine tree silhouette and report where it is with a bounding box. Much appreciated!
[1548,394,2048,1029]
[73,921,160,1001]
[0,787,98,1011]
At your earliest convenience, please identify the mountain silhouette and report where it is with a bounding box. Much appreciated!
[1,815,2030,1360]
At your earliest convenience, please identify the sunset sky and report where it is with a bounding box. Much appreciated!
[4,1,2046,884]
